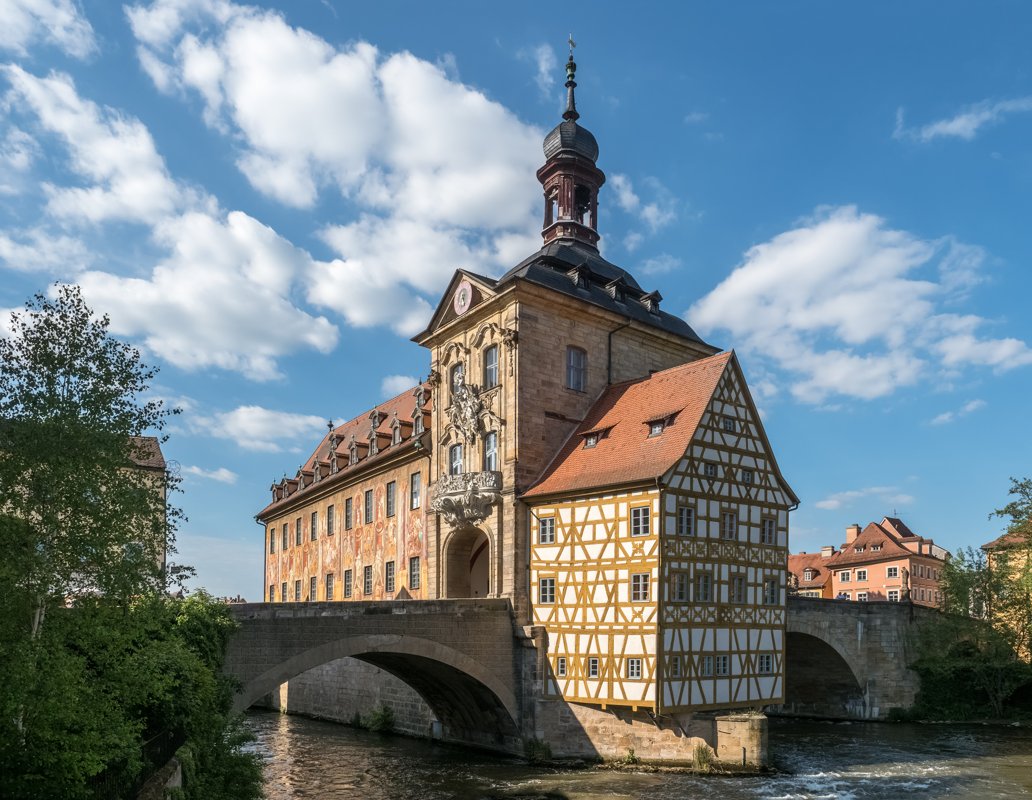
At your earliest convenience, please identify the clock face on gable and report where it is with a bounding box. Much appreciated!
[453,279,473,315]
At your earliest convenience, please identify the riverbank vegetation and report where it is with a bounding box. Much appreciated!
[911,478,1032,720]
[0,288,262,799]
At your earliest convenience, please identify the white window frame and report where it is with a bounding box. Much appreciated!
[677,505,695,536]
[556,657,567,677]
[700,655,714,677]
[409,557,420,590]
[630,505,651,537]
[410,472,421,509]
[856,569,868,581]
[539,577,556,604]
[449,443,463,476]
[857,591,868,601]
[722,416,736,432]
[887,566,899,579]
[761,517,776,545]
[888,589,900,602]
[483,345,499,389]
[483,431,498,472]
[715,655,730,676]
[538,516,556,544]
[758,654,773,674]
[626,658,642,680]
[385,560,395,594]
[839,570,851,582]
[630,573,651,602]
[587,657,599,678]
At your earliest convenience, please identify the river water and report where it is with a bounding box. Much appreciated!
[247,711,1032,799]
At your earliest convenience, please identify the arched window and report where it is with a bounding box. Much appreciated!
[449,443,463,476]
[450,363,464,399]
[483,431,498,472]
[483,345,499,389]
[566,346,587,392]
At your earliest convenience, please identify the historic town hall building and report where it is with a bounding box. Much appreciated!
[257,55,797,729]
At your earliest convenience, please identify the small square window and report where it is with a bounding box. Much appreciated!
[538,517,556,544]
[856,569,868,581]
[741,469,754,485]
[584,432,598,448]
[630,506,651,536]
[888,589,900,602]
[887,566,899,578]
[758,654,773,674]
[704,462,718,479]
[649,420,664,437]
[626,658,642,680]
[556,657,567,677]
[839,570,851,582]
[857,591,868,601]
[722,416,736,432]
[539,577,556,604]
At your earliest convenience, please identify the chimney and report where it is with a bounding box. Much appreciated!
[821,545,835,558]
[846,523,861,544]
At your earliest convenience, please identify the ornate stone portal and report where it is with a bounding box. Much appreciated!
[430,470,502,527]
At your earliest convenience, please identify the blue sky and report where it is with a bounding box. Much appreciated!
[2,1,1030,598]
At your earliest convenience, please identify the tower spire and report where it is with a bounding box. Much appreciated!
[563,34,579,122]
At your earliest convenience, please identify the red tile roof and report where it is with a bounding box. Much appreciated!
[982,529,1031,551]
[129,436,165,470]
[788,552,834,588]
[522,352,733,498]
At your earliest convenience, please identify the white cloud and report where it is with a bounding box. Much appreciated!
[610,173,676,234]
[518,43,557,100]
[639,253,681,276]
[0,0,97,59]
[2,65,196,224]
[183,465,238,484]
[684,111,709,125]
[189,405,328,452]
[814,486,915,512]
[0,126,38,194]
[128,1,545,334]
[894,98,1032,142]
[930,398,986,426]
[0,227,90,272]
[381,374,418,398]
[75,211,339,380]
[688,206,1032,403]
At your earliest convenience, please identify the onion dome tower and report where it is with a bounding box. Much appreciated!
[537,47,606,250]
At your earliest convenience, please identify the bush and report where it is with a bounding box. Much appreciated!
[363,704,395,733]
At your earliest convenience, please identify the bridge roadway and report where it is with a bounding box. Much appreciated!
[225,595,943,752]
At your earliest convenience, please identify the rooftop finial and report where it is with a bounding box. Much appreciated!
[563,34,579,122]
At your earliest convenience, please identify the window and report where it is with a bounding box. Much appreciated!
[584,432,599,448]
[695,572,713,602]
[449,443,463,476]
[364,489,373,524]
[887,566,899,579]
[282,524,288,550]
[344,569,353,598]
[720,511,737,540]
[294,579,302,602]
[269,530,275,553]
[631,573,651,602]
[392,425,401,445]
[409,557,421,590]
[310,511,318,541]
[871,544,882,552]
[741,469,754,485]
[854,546,865,553]
[363,565,373,595]
[888,589,900,602]
[269,584,275,602]
[857,591,868,601]
[538,516,556,544]
[281,581,287,602]
[345,498,353,529]
[673,572,689,602]
[556,657,567,677]
[669,657,682,678]
[677,505,695,536]
[587,657,599,678]
[648,420,665,437]
[731,574,746,604]
[630,505,650,537]
[483,431,498,471]
[307,576,316,601]
[386,481,396,517]
[758,654,773,674]
[761,517,776,545]
[385,561,395,594]
[839,570,851,582]
[722,416,736,432]
[295,518,302,546]
[763,578,779,605]
[856,569,868,581]
[704,462,718,478]
[803,568,815,581]
[327,505,334,536]
[566,346,587,392]
[626,658,642,680]
[325,573,335,600]
[539,577,556,604]
[410,472,421,509]
[700,655,714,677]
[715,655,730,676]
[483,345,499,389]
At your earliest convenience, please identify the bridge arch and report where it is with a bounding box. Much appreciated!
[232,633,520,746]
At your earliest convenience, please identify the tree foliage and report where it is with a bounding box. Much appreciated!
[912,477,1032,719]
[0,287,262,798]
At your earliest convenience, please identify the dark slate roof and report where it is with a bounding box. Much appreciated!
[543,119,599,162]
[496,240,715,348]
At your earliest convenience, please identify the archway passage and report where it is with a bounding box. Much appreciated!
[783,632,865,718]
[233,634,521,752]
[444,528,490,598]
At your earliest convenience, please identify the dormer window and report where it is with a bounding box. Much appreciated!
[584,432,599,449]
[804,569,815,582]
[640,290,662,313]
[871,544,882,551]
[854,546,865,553]
[649,420,665,437]
[392,426,402,445]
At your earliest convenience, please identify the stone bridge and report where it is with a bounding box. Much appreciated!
[225,599,529,751]
[779,596,941,720]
